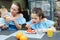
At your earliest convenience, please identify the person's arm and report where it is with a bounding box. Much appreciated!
[2,25,7,30]
[48,21,56,32]
[49,26,56,32]
[39,19,56,32]
[0,24,7,30]
[26,20,32,30]
[13,16,26,30]
[37,26,56,32]
[26,24,31,30]
[0,18,8,30]
[43,22,56,32]
[42,26,56,32]
[13,19,22,30]
[4,15,12,22]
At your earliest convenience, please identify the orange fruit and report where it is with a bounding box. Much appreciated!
[20,35,28,40]
[16,32,23,39]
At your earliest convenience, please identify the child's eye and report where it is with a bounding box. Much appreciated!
[34,18,37,19]
[31,18,33,19]
[31,18,37,19]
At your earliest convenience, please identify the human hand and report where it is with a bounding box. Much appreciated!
[26,24,31,30]
[0,24,4,27]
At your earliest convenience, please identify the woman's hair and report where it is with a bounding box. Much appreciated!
[32,7,45,18]
[0,9,1,17]
[13,1,21,13]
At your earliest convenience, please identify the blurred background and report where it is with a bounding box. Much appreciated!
[0,0,60,30]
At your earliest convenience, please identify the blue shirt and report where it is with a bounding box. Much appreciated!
[27,18,54,30]
[7,12,26,30]
[0,18,8,27]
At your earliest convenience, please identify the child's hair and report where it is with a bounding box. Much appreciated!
[32,7,45,18]
[12,1,21,13]
[1,5,8,14]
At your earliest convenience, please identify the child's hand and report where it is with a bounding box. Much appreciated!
[2,26,7,30]
[26,24,31,30]
[0,24,4,27]
[5,16,16,22]
[9,17,17,22]
[4,15,11,22]
[9,17,16,21]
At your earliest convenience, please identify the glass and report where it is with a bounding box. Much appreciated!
[47,29,54,37]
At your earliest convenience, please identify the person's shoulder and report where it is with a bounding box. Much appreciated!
[40,18,47,23]
[44,18,55,25]
[19,13,23,17]
[0,17,4,19]
[17,14,24,19]
[26,20,33,24]
[7,12,11,16]
[41,18,54,24]
[46,19,54,23]
[0,18,5,21]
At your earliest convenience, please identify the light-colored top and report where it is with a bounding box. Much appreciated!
[7,12,26,30]
[27,18,54,30]
[0,18,8,27]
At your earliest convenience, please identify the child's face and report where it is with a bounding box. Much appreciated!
[31,14,40,24]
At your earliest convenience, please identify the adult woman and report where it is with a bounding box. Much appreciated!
[5,2,26,30]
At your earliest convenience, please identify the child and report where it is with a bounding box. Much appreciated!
[0,5,8,17]
[26,8,56,32]
[0,9,8,30]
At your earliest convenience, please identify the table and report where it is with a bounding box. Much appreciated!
[41,31,60,40]
[0,30,45,40]
[0,30,60,40]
